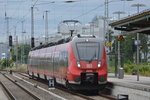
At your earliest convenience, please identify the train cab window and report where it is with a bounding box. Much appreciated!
[76,42,99,61]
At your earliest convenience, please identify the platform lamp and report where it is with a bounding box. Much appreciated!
[131,3,146,81]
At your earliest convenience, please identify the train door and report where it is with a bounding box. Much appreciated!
[33,51,39,77]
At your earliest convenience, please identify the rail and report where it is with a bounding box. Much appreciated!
[18,72,117,100]
[0,81,16,100]
[1,73,41,100]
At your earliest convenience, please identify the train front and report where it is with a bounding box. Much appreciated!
[67,35,108,90]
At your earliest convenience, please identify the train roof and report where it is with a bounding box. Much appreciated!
[31,36,72,51]
[31,34,100,51]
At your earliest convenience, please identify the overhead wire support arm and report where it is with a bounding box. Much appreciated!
[31,6,35,48]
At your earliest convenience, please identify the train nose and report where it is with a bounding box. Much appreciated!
[81,73,98,84]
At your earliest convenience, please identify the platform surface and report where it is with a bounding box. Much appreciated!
[0,85,9,100]
[108,73,150,88]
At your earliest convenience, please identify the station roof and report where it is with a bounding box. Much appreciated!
[109,9,150,35]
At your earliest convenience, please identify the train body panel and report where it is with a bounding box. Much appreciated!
[28,35,108,90]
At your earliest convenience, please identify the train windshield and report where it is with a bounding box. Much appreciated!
[76,42,99,61]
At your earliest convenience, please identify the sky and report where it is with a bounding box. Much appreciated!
[0,0,150,43]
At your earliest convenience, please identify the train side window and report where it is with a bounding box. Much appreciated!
[63,51,68,67]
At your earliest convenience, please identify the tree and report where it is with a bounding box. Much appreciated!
[111,33,149,63]
[140,34,149,62]
[111,34,136,63]
[122,34,136,63]
[11,44,31,64]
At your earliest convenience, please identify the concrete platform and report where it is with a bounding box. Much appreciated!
[0,85,9,100]
[108,73,150,86]
[108,73,150,100]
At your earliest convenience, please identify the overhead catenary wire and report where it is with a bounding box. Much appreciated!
[5,0,86,35]
[73,4,104,19]
[73,0,135,19]
[1,0,142,40]
[6,0,65,36]
[7,0,39,35]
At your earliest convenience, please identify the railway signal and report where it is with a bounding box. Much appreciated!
[31,37,35,48]
[9,35,13,46]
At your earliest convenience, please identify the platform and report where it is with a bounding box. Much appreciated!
[0,85,9,100]
[108,73,150,92]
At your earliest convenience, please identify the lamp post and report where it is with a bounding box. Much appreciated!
[44,10,49,44]
[131,4,146,13]
[113,11,126,78]
[21,20,26,64]
[131,3,146,81]
[31,1,55,47]
[31,6,34,48]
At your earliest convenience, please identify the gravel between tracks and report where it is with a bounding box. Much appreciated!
[0,73,36,100]
[14,73,114,100]
[8,72,86,100]
[2,71,115,100]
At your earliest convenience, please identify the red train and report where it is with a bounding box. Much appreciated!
[27,35,108,91]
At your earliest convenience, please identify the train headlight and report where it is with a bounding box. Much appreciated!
[98,61,101,68]
[77,61,81,68]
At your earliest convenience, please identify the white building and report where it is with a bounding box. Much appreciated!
[0,43,10,59]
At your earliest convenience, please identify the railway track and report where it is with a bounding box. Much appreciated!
[17,72,117,100]
[15,72,94,100]
[0,72,40,100]
[0,81,16,100]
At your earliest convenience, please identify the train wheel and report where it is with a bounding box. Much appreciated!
[27,71,29,75]
[54,78,57,86]
[44,75,47,80]
[66,81,70,89]
[37,74,41,80]
[28,71,31,76]
[66,81,73,90]
[32,72,35,79]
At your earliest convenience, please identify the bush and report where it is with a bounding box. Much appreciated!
[0,59,14,70]
[123,63,150,76]
[4,64,27,73]
[124,65,129,73]
[139,65,150,73]
[109,66,115,73]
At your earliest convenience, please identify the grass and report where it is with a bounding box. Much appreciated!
[0,64,27,73]
[108,63,150,77]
